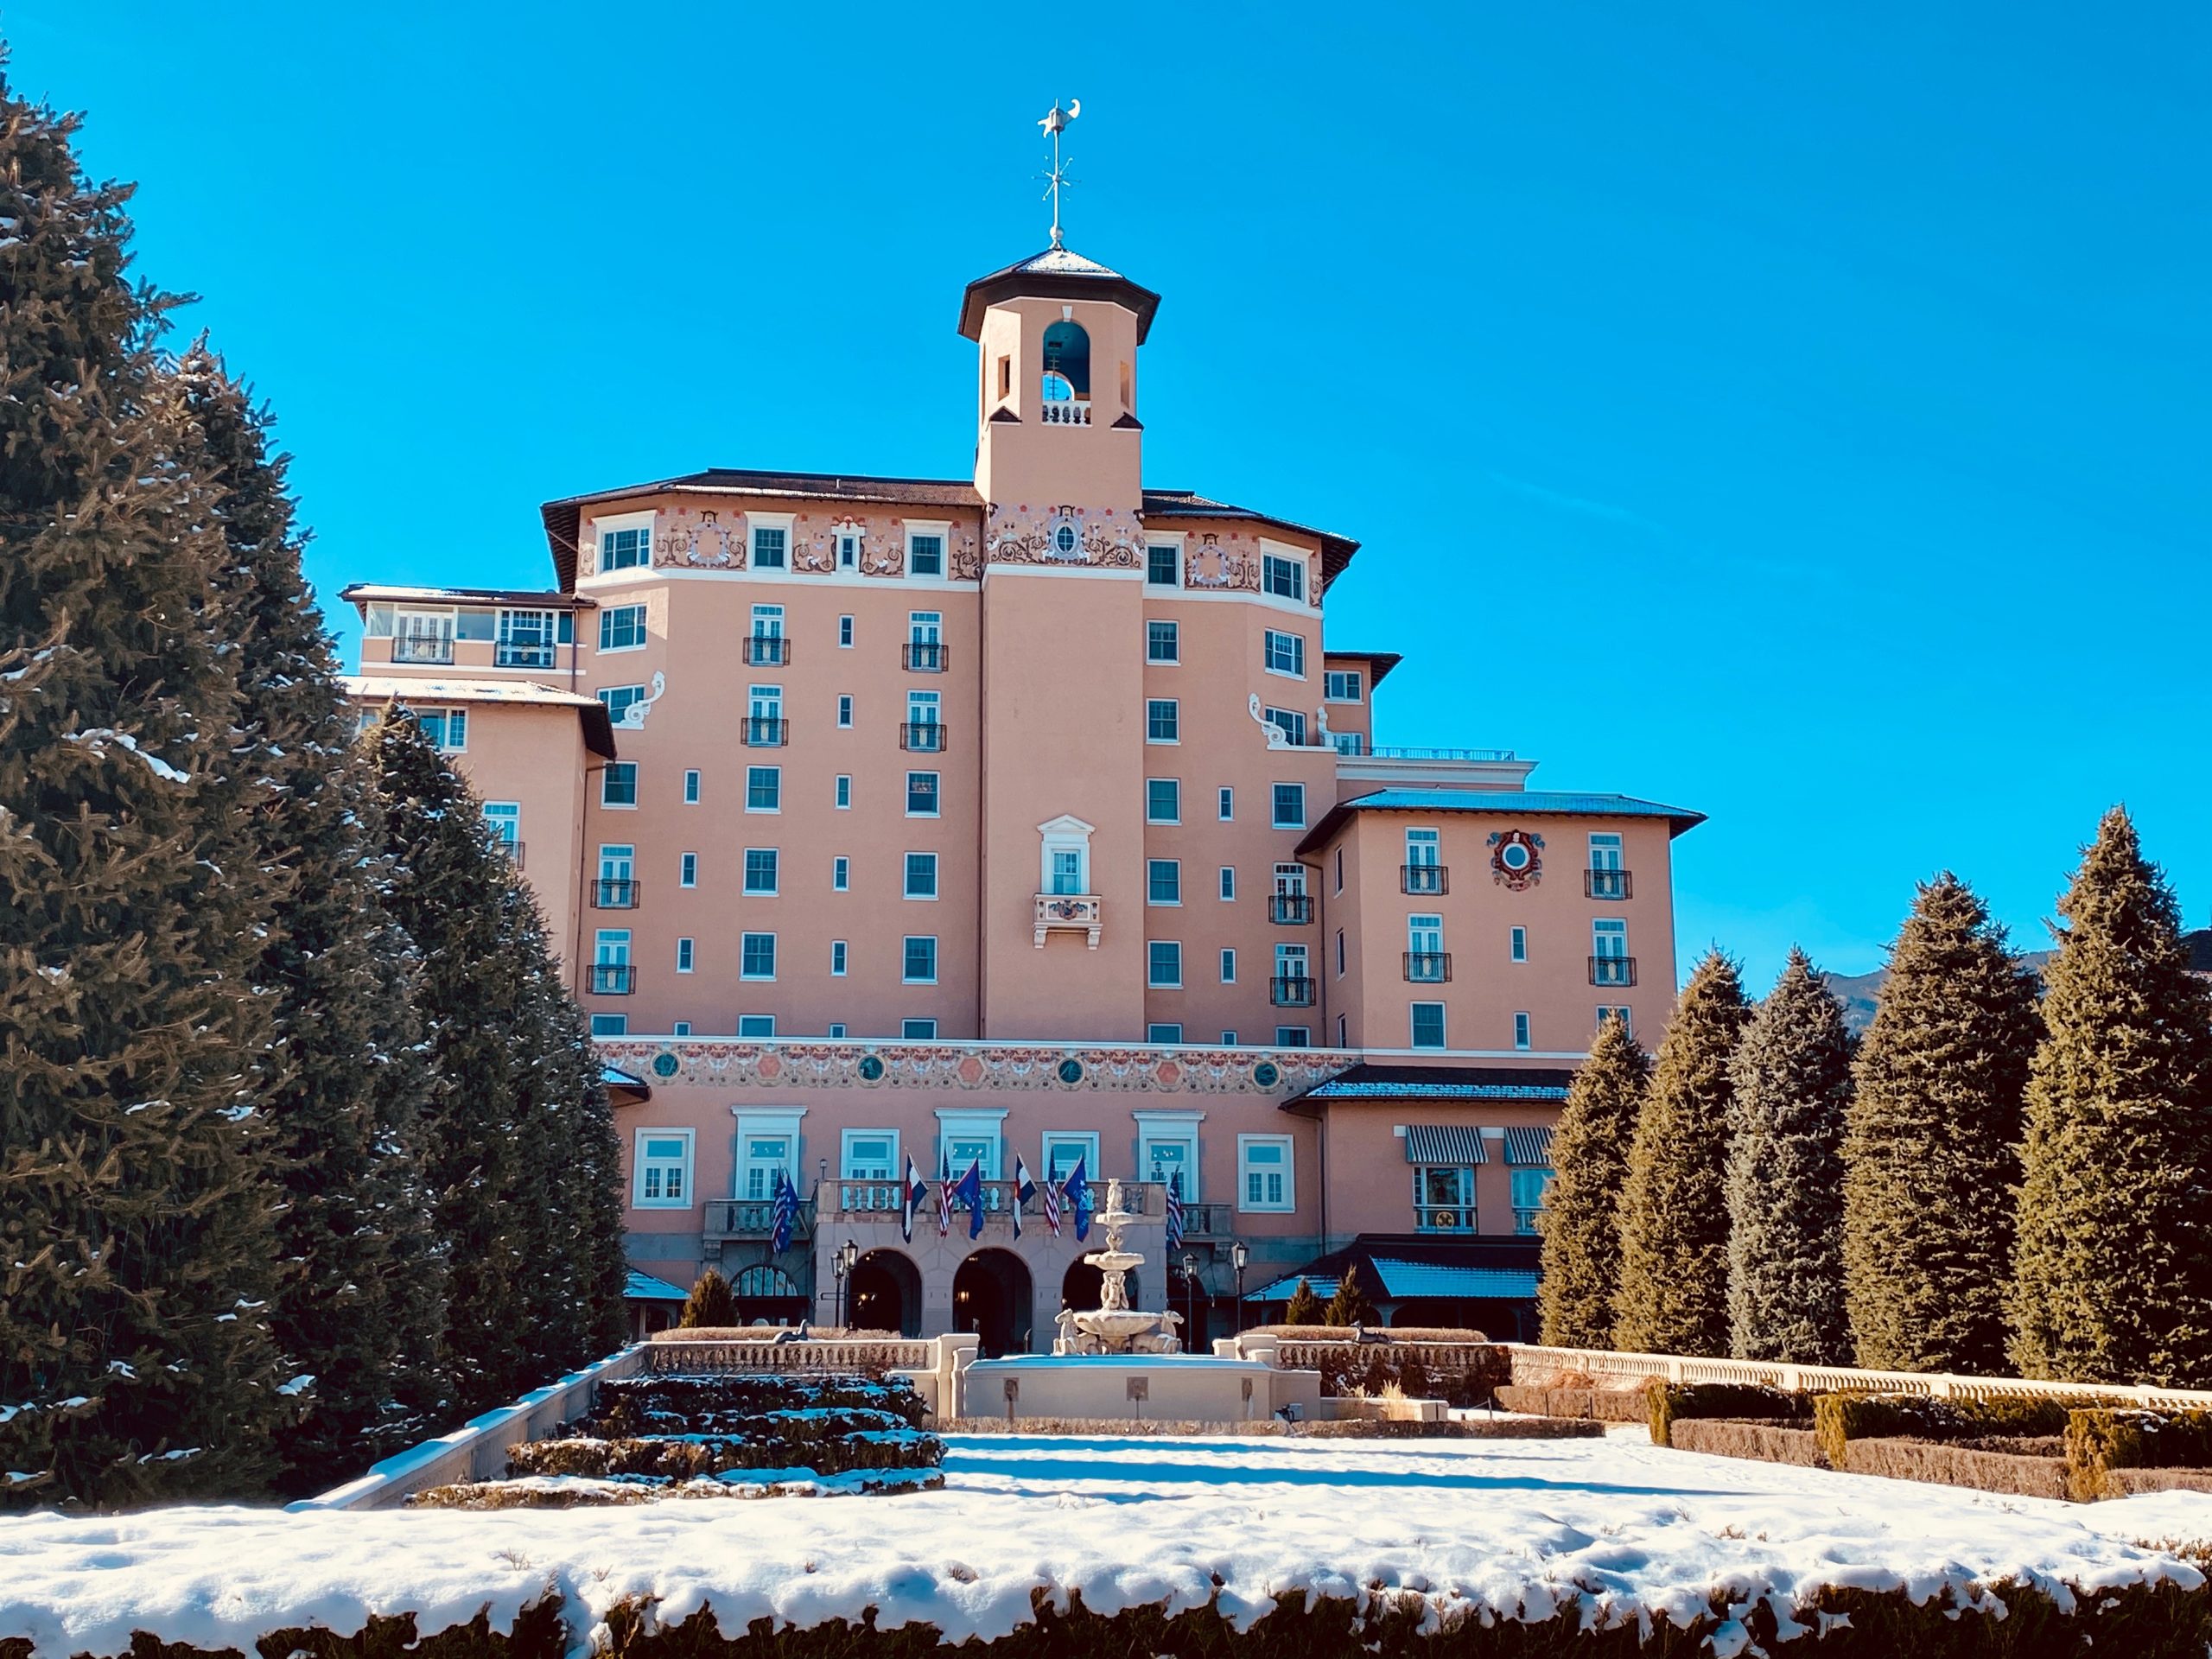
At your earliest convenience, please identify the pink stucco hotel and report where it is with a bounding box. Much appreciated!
[341,236,1702,1351]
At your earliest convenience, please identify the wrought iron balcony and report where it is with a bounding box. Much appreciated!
[1585,868,1632,899]
[1403,950,1452,983]
[592,877,639,909]
[1270,975,1317,1007]
[1033,893,1103,948]
[1589,956,1638,988]
[900,721,947,753]
[702,1196,817,1245]
[588,963,635,995]
[903,641,947,672]
[742,716,789,747]
[1414,1205,1478,1234]
[391,636,454,665]
[744,635,791,666]
[494,643,556,669]
[493,839,524,869]
[1514,1208,1545,1236]
[1401,864,1448,896]
[1268,893,1313,925]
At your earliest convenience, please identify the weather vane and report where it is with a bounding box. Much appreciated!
[1039,99,1079,249]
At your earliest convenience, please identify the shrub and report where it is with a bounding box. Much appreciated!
[1281,1279,1323,1326]
[2066,1408,2212,1502]
[679,1270,737,1330]
[592,1374,929,1433]
[1323,1266,1378,1328]
[1649,1382,1813,1447]
[1840,1437,2069,1500]
[1668,1420,1828,1467]
[1813,1393,2100,1472]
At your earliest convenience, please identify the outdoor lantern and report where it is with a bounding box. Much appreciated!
[1230,1241,1249,1273]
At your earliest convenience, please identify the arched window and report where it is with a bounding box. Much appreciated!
[734,1264,799,1297]
[1041,320,1090,402]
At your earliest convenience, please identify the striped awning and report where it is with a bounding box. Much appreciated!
[1503,1126,1555,1166]
[1402,1124,1488,1166]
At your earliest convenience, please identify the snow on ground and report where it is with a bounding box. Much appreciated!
[4,1433,2211,1657]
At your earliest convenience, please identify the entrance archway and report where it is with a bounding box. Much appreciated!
[955,1248,1034,1356]
[732,1262,807,1327]
[849,1249,922,1337]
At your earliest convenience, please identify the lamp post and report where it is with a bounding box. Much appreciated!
[831,1249,848,1328]
[1181,1251,1198,1348]
[838,1238,861,1329]
[1230,1240,1249,1334]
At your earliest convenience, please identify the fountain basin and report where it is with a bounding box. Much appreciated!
[959,1354,1316,1424]
[1071,1309,1169,1344]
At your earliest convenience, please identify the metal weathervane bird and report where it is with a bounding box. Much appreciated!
[1039,99,1079,248]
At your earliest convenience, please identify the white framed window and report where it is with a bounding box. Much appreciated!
[837,694,853,728]
[842,1129,899,1185]
[1335,929,1346,976]
[600,524,652,573]
[1337,1014,1349,1047]
[1147,859,1181,906]
[905,852,938,899]
[832,856,850,891]
[908,610,942,646]
[1408,912,1443,962]
[1218,866,1236,901]
[739,1014,775,1038]
[1147,1024,1184,1046]
[836,774,852,809]
[676,938,695,973]
[1262,706,1306,746]
[1593,918,1631,985]
[1146,698,1179,744]
[1272,783,1306,829]
[1039,815,1094,895]
[903,936,938,983]
[1275,1026,1311,1047]
[1262,630,1306,678]
[938,1108,1007,1180]
[1412,1001,1446,1049]
[831,940,849,976]
[413,706,467,752]
[1238,1135,1294,1212]
[1598,1004,1633,1034]
[747,512,793,570]
[601,762,638,808]
[828,1023,848,1039]
[1147,620,1179,663]
[1324,669,1363,702]
[835,526,861,570]
[597,684,646,728]
[683,769,701,804]
[1274,862,1308,899]
[633,1128,693,1207]
[906,687,940,728]
[1514,1011,1533,1050]
[679,852,697,888]
[1222,1030,1239,1046]
[599,603,646,652]
[745,766,780,812]
[1041,1132,1098,1186]
[1219,947,1236,983]
[1136,1113,1201,1199]
[1147,779,1181,824]
[1145,542,1182,588]
[1332,730,1364,757]
[1510,925,1528,963]
[838,615,855,647]
[1261,550,1305,602]
[741,932,777,980]
[902,1017,938,1040]
[906,522,948,580]
[737,1124,798,1200]
[594,928,631,968]
[906,771,939,817]
[495,607,563,668]
[1334,846,1344,893]
[744,848,779,894]
[481,802,520,849]
[1147,940,1183,988]
[671,1020,691,1037]
[1217,786,1234,822]
[1404,827,1441,892]
[589,1014,627,1037]
[749,603,785,643]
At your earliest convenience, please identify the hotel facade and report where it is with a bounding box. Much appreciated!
[341,241,1701,1351]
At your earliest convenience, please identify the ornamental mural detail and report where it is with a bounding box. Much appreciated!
[655,508,744,570]
[1489,829,1544,891]
[597,1040,1347,1097]
[1183,531,1255,591]
[595,504,980,580]
[984,504,1143,569]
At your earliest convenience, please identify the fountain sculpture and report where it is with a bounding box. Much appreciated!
[1052,1179,1183,1355]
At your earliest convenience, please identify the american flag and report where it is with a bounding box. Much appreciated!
[1164,1168,1185,1253]
[1041,1160,1063,1236]
[937,1149,954,1236]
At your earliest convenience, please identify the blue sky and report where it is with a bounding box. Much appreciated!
[10,1,2208,990]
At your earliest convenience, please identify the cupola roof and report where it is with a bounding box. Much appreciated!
[957,246,1162,343]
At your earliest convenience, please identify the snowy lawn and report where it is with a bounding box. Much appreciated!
[5,1431,2212,1656]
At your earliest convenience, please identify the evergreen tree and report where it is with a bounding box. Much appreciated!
[2011,809,2212,1387]
[1281,1279,1322,1326]
[1325,1264,1377,1328]
[1537,1014,1650,1348]
[682,1269,736,1329]
[0,74,289,1505]
[161,343,448,1493]
[1613,950,1750,1357]
[368,708,537,1414]
[1726,949,1853,1363]
[1841,875,2038,1373]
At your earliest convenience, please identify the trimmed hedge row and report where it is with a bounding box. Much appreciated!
[1495,1386,1650,1424]
[937,1416,1604,1440]
[14,1579,2212,1659]
[508,1427,943,1481]
[2069,1408,2212,1502]
[1668,1420,1827,1467]
[592,1376,930,1434]
[1810,1393,2097,1471]
[1275,1343,1512,1409]
[1648,1382,1813,1448]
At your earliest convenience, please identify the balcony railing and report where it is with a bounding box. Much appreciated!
[1268,893,1313,925]
[702,1196,818,1245]
[494,643,556,669]
[742,717,789,747]
[493,839,524,869]
[1363,747,1519,763]
[1590,956,1638,988]
[1271,975,1317,1007]
[903,641,947,672]
[588,963,635,995]
[1039,400,1091,425]
[744,635,790,666]
[1403,950,1452,983]
[1514,1208,1545,1236]
[1033,892,1103,948]
[592,877,639,909]
[391,636,454,665]
[1402,864,1448,896]
[1585,868,1632,900]
[900,721,947,753]
[1414,1206,1478,1234]
[828,1178,1198,1225]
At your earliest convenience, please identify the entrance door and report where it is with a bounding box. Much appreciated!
[953,1248,1034,1357]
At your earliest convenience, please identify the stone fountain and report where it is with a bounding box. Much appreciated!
[1052,1179,1182,1356]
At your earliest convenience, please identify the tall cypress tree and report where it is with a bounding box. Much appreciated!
[0,75,288,1505]
[1537,1014,1649,1348]
[1613,950,1750,1357]
[2011,809,2212,1387]
[162,343,448,1491]
[369,708,537,1415]
[1841,875,2037,1374]
[1726,949,1852,1363]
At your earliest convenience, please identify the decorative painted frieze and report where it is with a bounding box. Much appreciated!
[598,1039,1348,1096]
[984,505,1143,569]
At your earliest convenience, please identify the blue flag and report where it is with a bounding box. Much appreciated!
[770,1167,798,1254]
[1065,1154,1091,1243]
[955,1158,986,1241]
